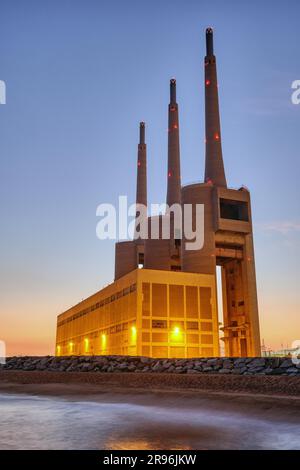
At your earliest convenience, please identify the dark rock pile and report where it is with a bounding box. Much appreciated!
[1,356,300,375]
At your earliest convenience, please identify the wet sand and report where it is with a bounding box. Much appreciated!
[1,369,300,396]
[1,390,299,450]
[1,371,300,449]
[0,370,300,419]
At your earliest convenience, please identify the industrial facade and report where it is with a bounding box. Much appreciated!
[56,269,218,358]
[56,28,261,358]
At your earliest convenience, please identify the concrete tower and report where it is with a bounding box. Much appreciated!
[167,79,181,206]
[135,122,147,267]
[144,79,182,271]
[115,122,147,280]
[182,28,261,356]
[136,122,147,208]
[204,27,227,187]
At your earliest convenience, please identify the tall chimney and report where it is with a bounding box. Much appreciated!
[204,27,227,187]
[134,121,147,242]
[136,121,147,207]
[166,78,181,207]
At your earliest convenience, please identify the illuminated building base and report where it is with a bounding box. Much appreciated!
[56,269,219,358]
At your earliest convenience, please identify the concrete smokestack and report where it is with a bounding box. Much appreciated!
[166,79,181,207]
[136,121,147,207]
[204,27,227,187]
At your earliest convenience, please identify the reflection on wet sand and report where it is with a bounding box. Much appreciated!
[109,439,190,450]
[0,393,299,450]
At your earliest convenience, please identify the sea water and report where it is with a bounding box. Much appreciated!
[0,393,299,450]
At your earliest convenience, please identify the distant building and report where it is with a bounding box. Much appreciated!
[56,28,261,358]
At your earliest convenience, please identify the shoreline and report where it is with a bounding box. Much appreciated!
[1,371,300,433]
[1,370,300,399]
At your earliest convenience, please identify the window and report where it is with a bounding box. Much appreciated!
[142,283,150,316]
[152,320,167,329]
[220,198,249,222]
[138,252,144,267]
[152,284,167,317]
[169,285,184,317]
[200,287,212,319]
[171,265,181,271]
[201,322,213,332]
[187,321,198,330]
[142,319,150,328]
[201,334,213,344]
[152,332,168,342]
[175,238,181,248]
[186,286,198,318]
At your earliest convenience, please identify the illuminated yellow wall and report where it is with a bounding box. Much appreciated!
[56,269,219,358]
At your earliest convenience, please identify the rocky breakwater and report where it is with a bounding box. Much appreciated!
[1,356,300,376]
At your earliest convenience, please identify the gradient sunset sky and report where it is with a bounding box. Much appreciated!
[1,0,299,356]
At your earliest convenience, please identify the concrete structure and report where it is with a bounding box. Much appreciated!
[56,28,261,358]
[114,122,147,281]
[56,269,218,358]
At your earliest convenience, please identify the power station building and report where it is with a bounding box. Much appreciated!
[56,28,261,358]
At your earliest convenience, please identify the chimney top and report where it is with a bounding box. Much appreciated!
[139,122,145,144]
[206,27,214,56]
[170,78,176,104]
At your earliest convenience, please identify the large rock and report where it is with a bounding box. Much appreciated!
[3,355,300,377]
[280,359,293,368]
[247,358,266,368]
[218,368,231,374]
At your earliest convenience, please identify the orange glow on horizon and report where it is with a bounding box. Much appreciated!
[1,289,299,356]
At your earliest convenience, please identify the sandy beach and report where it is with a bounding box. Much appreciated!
[1,371,300,449]
[1,369,300,394]
[1,370,300,410]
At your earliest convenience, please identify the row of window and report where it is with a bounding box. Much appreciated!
[57,283,137,327]
[142,333,214,345]
[141,345,214,358]
[148,320,212,331]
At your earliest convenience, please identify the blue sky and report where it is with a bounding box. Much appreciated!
[0,0,299,354]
